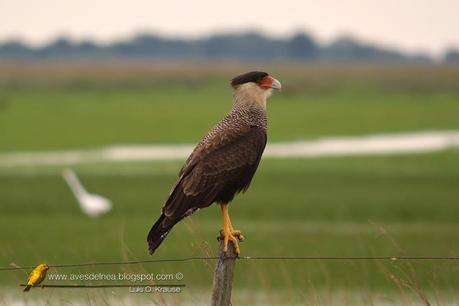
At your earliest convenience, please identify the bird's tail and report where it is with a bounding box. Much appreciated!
[23,284,32,292]
[147,213,183,254]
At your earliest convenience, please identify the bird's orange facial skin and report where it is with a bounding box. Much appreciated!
[258,75,282,91]
[258,76,274,89]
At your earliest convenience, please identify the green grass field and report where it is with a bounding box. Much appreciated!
[1,62,459,304]
[1,62,459,152]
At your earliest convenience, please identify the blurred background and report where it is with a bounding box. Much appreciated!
[1,0,459,305]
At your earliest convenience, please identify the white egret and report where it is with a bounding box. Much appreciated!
[62,168,112,217]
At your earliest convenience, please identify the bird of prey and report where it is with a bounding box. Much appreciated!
[147,71,281,255]
[62,168,112,218]
[23,263,49,292]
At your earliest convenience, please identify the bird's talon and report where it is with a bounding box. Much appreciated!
[220,228,242,254]
[231,230,244,241]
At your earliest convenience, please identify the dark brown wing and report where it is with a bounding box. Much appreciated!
[165,124,266,218]
[147,124,266,254]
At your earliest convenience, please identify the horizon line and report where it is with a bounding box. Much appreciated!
[0,28,456,58]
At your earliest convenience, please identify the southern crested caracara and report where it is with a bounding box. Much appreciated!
[147,71,281,254]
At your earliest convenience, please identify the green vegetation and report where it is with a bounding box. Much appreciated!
[0,89,457,152]
[1,64,459,152]
[1,152,459,303]
[1,62,459,304]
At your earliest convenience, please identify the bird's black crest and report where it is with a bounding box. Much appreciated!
[231,71,268,88]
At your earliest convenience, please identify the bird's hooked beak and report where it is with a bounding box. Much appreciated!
[270,77,282,90]
[259,75,282,90]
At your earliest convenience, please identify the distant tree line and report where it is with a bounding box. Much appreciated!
[0,31,457,62]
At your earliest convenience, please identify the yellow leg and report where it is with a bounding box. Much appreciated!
[219,204,244,254]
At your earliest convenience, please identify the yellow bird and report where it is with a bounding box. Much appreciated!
[23,263,49,292]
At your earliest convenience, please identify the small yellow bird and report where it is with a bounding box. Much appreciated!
[23,263,49,292]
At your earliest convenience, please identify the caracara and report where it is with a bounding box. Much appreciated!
[147,71,281,254]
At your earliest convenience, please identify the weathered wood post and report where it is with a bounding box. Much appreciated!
[211,239,237,306]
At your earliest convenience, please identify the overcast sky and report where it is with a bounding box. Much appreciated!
[1,0,458,56]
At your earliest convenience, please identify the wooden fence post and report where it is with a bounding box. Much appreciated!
[211,239,237,306]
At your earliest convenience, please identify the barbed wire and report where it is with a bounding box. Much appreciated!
[2,256,459,272]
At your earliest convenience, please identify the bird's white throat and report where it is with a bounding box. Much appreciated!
[233,83,269,110]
